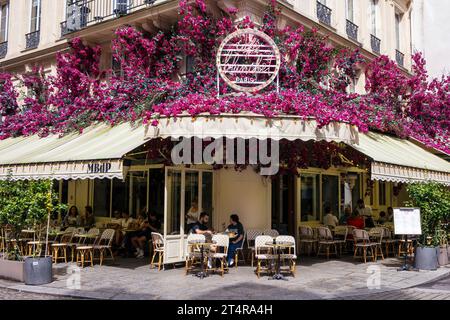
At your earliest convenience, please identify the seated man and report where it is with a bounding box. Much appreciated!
[190,212,213,236]
[226,214,244,267]
[323,206,338,228]
[130,212,161,259]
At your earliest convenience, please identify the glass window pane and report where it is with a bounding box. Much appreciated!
[167,170,181,235]
[93,179,111,217]
[379,181,386,206]
[347,0,353,21]
[112,177,129,215]
[202,171,213,228]
[185,171,199,229]
[351,174,361,211]
[0,4,7,42]
[322,175,339,219]
[131,172,147,218]
[300,174,320,222]
[149,168,165,219]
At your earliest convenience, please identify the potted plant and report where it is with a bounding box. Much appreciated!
[406,182,450,270]
[0,177,66,284]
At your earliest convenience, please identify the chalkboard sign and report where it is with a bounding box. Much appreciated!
[393,207,422,235]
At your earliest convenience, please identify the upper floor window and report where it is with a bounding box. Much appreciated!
[0,2,9,43]
[113,0,130,15]
[370,0,378,36]
[395,12,402,50]
[30,0,41,33]
[346,0,354,22]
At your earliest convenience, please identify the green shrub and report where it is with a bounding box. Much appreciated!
[406,182,450,247]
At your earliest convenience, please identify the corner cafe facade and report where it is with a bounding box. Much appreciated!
[1,30,449,265]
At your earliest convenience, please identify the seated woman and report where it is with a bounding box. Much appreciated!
[63,205,81,228]
[83,206,96,229]
[226,214,244,267]
[130,212,161,259]
[378,211,387,225]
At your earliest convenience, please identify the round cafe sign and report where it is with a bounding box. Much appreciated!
[216,28,281,93]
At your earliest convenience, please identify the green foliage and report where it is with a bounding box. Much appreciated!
[0,177,66,236]
[406,182,450,247]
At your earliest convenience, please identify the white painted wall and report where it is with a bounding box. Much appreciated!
[411,0,450,77]
[214,168,271,232]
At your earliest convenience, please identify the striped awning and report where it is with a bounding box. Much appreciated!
[0,123,146,180]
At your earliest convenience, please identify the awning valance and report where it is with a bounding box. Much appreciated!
[350,132,450,185]
[144,113,359,144]
[0,123,146,180]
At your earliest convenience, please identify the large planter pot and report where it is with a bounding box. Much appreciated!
[24,256,53,285]
[438,246,449,266]
[414,246,438,270]
[0,259,25,282]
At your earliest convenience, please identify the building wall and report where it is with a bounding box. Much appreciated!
[214,168,272,231]
[411,0,450,77]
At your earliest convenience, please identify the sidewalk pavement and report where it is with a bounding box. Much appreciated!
[0,256,448,300]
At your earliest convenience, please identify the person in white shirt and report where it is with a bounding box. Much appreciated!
[355,199,373,217]
[186,199,199,231]
[323,206,339,228]
[120,211,135,230]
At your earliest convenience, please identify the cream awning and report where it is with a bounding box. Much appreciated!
[350,132,450,185]
[144,113,359,144]
[0,123,146,180]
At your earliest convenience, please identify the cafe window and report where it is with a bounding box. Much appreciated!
[111,177,129,215]
[130,171,148,217]
[149,168,165,218]
[93,179,111,217]
[167,169,182,235]
[300,174,320,222]
[201,171,213,227]
[272,174,289,232]
[378,181,387,206]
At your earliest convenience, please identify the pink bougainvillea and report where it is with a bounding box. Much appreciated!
[0,0,448,154]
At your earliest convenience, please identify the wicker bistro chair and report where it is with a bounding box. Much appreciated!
[298,225,318,256]
[150,232,165,271]
[353,229,377,263]
[92,229,115,266]
[51,231,74,263]
[246,229,263,267]
[369,227,384,261]
[254,235,276,278]
[333,226,349,255]
[185,234,206,275]
[275,235,297,277]
[345,225,356,252]
[74,228,101,267]
[316,227,339,259]
[208,234,230,276]
[381,227,398,257]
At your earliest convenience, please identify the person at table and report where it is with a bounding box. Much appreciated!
[378,211,387,225]
[386,207,394,222]
[186,199,200,233]
[339,205,352,225]
[121,211,135,230]
[323,206,338,228]
[226,214,244,267]
[347,212,365,229]
[83,206,96,229]
[130,211,161,259]
[355,199,373,218]
[190,212,213,236]
[63,205,81,228]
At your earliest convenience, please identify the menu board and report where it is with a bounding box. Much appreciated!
[393,207,422,235]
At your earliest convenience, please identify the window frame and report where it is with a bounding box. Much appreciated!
[29,0,41,33]
[0,1,9,43]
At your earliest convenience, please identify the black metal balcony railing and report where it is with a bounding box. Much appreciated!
[346,19,358,41]
[370,34,381,54]
[396,49,404,67]
[25,30,40,50]
[0,41,7,58]
[316,1,332,26]
[61,0,156,36]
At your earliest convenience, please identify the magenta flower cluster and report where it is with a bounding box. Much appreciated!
[0,0,448,155]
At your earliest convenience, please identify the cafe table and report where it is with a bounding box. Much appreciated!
[188,240,215,279]
[265,240,294,281]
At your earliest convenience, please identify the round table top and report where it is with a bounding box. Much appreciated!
[265,241,294,247]
[188,240,216,245]
[21,229,36,233]
[74,233,97,238]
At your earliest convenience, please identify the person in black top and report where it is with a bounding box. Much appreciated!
[190,212,212,236]
[131,211,161,258]
[226,214,244,267]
